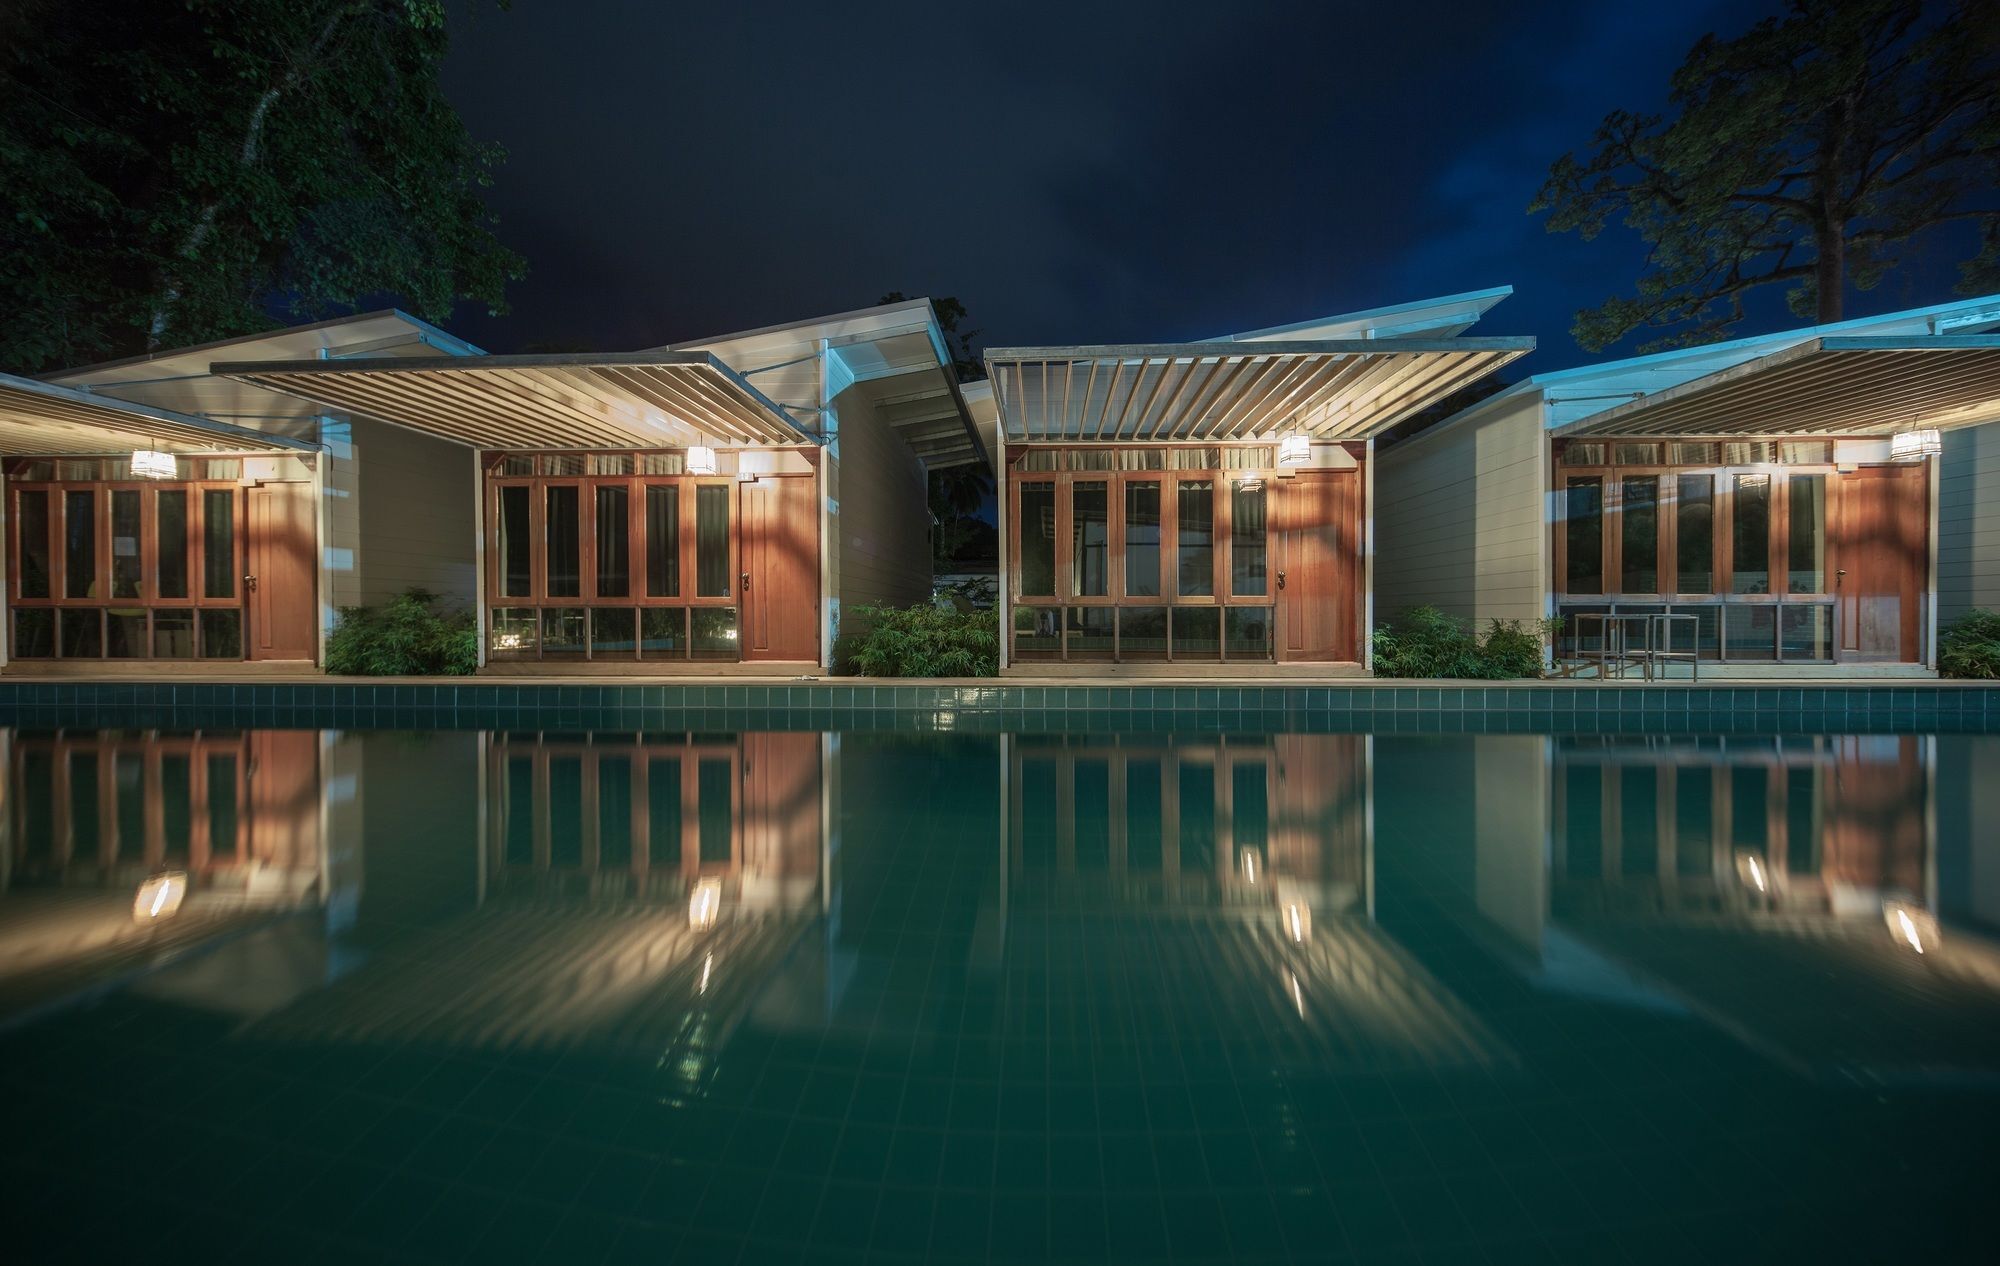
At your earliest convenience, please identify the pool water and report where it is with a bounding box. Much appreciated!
[1,723,1995,1264]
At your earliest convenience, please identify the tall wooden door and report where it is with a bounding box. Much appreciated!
[245,481,318,661]
[248,730,321,873]
[1273,471,1359,662]
[1833,464,1926,663]
[741,475,820,662]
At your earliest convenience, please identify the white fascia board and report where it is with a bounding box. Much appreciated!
[1213,285,1515,343]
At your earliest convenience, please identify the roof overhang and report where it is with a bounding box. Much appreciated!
[984,337,1533,444]
[1553,335,2000,439]
[213,352,813,449]
[0,373,318,456]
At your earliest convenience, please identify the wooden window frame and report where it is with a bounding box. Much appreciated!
[10,732,249,873]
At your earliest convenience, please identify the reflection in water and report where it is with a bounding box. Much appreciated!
[2,723,1999,1261]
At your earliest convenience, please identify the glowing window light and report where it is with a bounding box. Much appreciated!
[130,450,177,480]
[688,877,722,931]
[1890,429,1941,461]
[1883,900,1940,954]
[687,445,718,476]
[1733,849,1770,894]
[1278,433,1311,467]
[133,870,188,922]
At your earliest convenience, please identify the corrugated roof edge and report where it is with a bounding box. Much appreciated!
[40,308,484,382]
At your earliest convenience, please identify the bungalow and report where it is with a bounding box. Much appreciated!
[984,289,1532,675]
[1374,294,2000,672]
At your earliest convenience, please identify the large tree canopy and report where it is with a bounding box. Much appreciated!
[1532,0,2000,353]
[0,0,523,373]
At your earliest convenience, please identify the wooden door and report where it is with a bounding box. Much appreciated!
[249,730,320,873]
[741,475,820,661]
[1273,471,1358,662]
[1833,465,1926,663]
[246,482,318,661]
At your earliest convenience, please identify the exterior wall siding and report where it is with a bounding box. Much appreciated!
[1374,391,1549,627]
[828,378,932,649]
[1937,419,2000,628]
[329,415,477,615]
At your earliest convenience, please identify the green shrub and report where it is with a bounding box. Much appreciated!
[324,589,478,676]
[1940,608,2000,679]
[846,603,999,677]
[1372,606,1559,680]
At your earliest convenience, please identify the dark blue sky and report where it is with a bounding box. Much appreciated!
[438,0,1975,376]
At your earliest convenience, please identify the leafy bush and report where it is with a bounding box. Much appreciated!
[1939,608,2000,679]
[846,603,999,677]
[324,589,478,676]
[1372,606,1559,680]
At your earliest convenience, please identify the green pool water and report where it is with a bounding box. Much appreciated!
[0,721,1995,1264]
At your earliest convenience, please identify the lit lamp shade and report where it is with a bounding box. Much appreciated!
[133,870,188,922]
[1733,849,1771,894]
[130,449,177,480]
[687,445,718,476]
[1890,429,1941,461]
[688,877,722,931]
[1278,433,1312,467]
[1883,900,1940,954]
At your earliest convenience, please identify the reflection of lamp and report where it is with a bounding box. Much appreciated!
[1237,474,1265,492]
[134,871,188,922]
[130,450,177,480]
[1288,970,1305,1018]
[1733,849,1770,894]
[689,878,722,931]
[687,445,718,476]
[1278,433,1311,467]
[1240,849,1259,885]
[1883,900,1939,954]
[1284,899,1310,944]
[1890,429,1941,461]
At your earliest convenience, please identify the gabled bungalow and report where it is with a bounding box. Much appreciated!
[983,289,1532,675]
[216,298,984,673]
[2,312,479,670]
[1374,295,2000,673]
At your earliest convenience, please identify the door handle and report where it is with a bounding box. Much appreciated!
[1277,570,1287,590]
[740,571,751,593]
[244,574,258,591]
[1836,568,1847,587]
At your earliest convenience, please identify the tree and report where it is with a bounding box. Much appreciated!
[1532,0,2000,353]
[878,292,983,382]
[0,0,523,372]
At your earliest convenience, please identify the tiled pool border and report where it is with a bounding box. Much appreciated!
[1,680,1996,733]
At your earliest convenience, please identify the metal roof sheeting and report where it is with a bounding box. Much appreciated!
[214,352,814,450]
[0,373,316,456]
[1554,335,2000,438]
[985,337,1532,444]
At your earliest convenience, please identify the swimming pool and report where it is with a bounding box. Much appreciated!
[1,711,1994,1263]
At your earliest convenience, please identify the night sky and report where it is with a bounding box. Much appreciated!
[437,0,1976,375]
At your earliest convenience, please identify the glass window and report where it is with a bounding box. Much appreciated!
[1124,482,1161,597]
[1561,442,1606,466]
[647,757,682,865]
[489,608,537,656]
[156,490,188,599]
[1176,480,1214,597]
[1171,606,1220,657]
[106,609,146,657]
[1563,477,1602,594]
[1612,443,1660,465]
[1731,474,1771,594]
[18,490,50,599]
[1120,607,1168,659]
[1018,482,1055,596]
[110,490,141,599]
[1779,605,1831,660]
[1070,482,1108,597]
[596,486,629,598]
[591,607,636,655]
[65,490,96,598]
[60,608,101,657]
[499,455,535,477]
[541,607,586,657]
[597,755,633,868]
[199,609,241,658]
[1178,761,1216,871]
[1225,607,1272,658]
[549,757,583,867]
[645,485,679,597]
[640,607,686,658]
[1667,442,1718,465]
[153,610,194,658]
[1787,474,1825,593]
[695,486,730,598]
[1126,759,1163,869]
[1725,604,1775,660]
[691,606,738,658]
[546,486,581,597]
[14,609,54,658]
[1674,475,1714,593]
[1071,450,1115,471]
[203,489,234,599]
[1065,607,1113,658]
[1012,605,1060,657]
[1666,605,1720,660]
[1619,477,1658,593]
[697,758,733,862]
[1230,481,1267,597]
[498,486,532,597]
